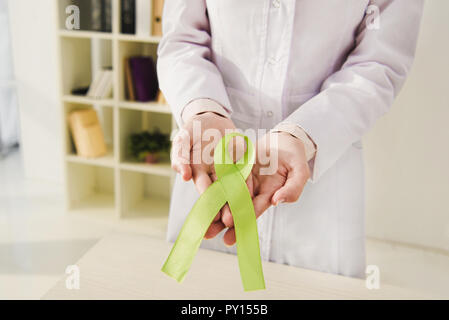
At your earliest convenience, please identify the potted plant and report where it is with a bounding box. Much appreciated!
[128,129,171,164]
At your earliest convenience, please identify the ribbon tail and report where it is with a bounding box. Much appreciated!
[220,173,266,291]
[162,181,227,283]
[233,200,266,291]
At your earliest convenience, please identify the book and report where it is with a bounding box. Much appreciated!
[87,72,105,98]
[121,0,136,34]
[71,87,90,96]
[97,70,113,99]
[87,69,113,99]
[102,0,113,32]
[69,109,107,158]
[71,0,111,32]
[91,0,103,31]
[74,0,92,31]
[136,0,152,36]
[124,58,136,101]
[152,0,164,36]
[129,57,158,102]
[156,91,167,105]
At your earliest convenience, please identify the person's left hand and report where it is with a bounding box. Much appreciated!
[221,131,311,246]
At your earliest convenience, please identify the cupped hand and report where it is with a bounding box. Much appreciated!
[221,131,311,246]
[171,112,254,240]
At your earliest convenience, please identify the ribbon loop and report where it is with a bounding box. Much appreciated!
[213,133,254,180]
[162,133,265,291]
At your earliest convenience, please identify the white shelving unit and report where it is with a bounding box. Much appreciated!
[56,0,175,234]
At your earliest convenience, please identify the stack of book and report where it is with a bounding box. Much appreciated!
[124,56,158,102]
[121,0,164,36]
[87,68,114,99]
[72,0,112,32]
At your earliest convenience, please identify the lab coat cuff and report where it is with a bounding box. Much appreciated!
[271,123,317,162]
[181,99,231,124]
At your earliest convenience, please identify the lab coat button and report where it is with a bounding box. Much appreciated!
[266,111,274,118]
[272,0,280,8]
[267,57,277,65]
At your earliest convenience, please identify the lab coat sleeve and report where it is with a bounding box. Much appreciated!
[284,0,424,181]
[157,0,232,126]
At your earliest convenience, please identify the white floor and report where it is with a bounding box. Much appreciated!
[1,149,448,299]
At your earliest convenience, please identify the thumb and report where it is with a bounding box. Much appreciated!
[253,192,272,219]
[272,166,309,205]
[171,129,192,181]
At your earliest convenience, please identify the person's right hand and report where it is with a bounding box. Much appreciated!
[171,112,245,240]
[220,131,311,246]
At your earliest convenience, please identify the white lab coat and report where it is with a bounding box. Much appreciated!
[157,0,424,278]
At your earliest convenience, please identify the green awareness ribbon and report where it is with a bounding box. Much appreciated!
[162,133,265,291]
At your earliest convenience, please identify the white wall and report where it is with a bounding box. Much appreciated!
[364,0,449,252]
[0,0,19,149]
[8,0,62,182]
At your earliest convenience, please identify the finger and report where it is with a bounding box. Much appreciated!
[221,203,233,228]
[223,192,271,247]
[221,173,254,229]
[204,221,226,239]
[171,130,192,181]
[253,192,272,218]
[223,227,236,246]
[221,194,271,234]
[206,170,221,223]
[172,162,192,181]
[192,169,213,195]
[272,166,309,205]
[246,173,254,198]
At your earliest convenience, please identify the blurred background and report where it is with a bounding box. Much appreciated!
[0,0,448,299]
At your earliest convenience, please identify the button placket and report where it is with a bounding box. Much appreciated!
[258,1,296,259]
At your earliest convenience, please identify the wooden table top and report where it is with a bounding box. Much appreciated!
[43,233,432,300]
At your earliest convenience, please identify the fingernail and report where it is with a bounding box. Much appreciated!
[275,199,285,206]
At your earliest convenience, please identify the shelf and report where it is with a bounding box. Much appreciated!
[69,193,116,217]
[60,37,113,97]
[58,31,161,44]
[117,34,161,43]
[120,161,172,177]
[64,103,115,159]
[120,169,171,220]
[59,30,114,40]
[62,95,114,106]
[119,100,171,114]
[66,149,116,168]
[66,163,116,217]
[58,1,174,230]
